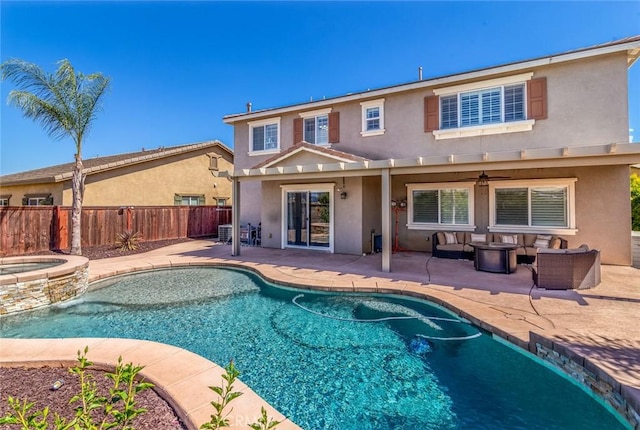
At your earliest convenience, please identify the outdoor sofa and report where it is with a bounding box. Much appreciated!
[532,245,601,290]
[431,232,568,264]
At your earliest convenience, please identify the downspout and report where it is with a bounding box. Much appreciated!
[381,168,392,272]
[232,176,241,256]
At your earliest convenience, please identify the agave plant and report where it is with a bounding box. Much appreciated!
[115,230,142,251]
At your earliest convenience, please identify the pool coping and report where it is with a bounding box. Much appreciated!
[1,243,638,430]
[0,255,89,286]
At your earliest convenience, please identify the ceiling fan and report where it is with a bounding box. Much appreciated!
[458,170,511,186]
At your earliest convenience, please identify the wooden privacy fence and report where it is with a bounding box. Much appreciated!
[0,205,232,257]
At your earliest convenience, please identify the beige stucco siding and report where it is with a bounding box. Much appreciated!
[60,149,233,206]
[393,165,631,265]
[0,183,64,206]
[362,176,382,252]
[233,53,629,170]
[254,164,631,264]
[259,177,365,254]
[1,146,233,207]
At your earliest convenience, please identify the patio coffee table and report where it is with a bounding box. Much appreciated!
[470,242,518,274]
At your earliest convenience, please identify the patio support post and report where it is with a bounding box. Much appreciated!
[381,168,391,272]
[232,177,241,256]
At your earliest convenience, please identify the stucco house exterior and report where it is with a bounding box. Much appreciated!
[223,36,640,270]
[0,141,234,207]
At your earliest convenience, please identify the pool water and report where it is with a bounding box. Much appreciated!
[0,261,62,275]
[0,267,626,430]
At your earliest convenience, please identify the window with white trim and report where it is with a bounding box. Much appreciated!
[248,117,280,154]
[489,179,577,234]
[431,72,539,140]
[441,84,524,129]
[22,194,52,206]
[174,194,205,206]
[0,196,10,206]
[304,115,328,145]
[27,197,48,206]
[216,198,227,206]
[407,183,475,230]
[360,99,385,136]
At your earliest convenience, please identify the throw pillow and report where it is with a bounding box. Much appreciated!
[444,232,458,244]
[470,233,486,242]
[549,237,561,249]
[500,234,518,244]
[533,234,552,248]
[437,232,445,245]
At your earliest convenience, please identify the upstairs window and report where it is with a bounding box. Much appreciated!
[248,117,281,154]
[365,107,380,130]
[296,108,339,145]
[426,73,544,140]
[441,84,524,130]
[360,99,385,137]
[0,195,10,206]
[304,115,328,145]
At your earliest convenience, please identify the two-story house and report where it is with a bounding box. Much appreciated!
[223,36,640,270]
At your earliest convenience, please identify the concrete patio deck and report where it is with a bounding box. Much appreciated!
[2,239,639,429]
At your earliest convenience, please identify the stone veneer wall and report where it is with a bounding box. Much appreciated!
[531,332,639,430]
[0,257,89,315]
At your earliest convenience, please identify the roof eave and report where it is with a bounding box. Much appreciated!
[52,140,233,181]
[225,142,640,179]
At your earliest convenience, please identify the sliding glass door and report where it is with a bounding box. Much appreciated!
[283,185,333,251]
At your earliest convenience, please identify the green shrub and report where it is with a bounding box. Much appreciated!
[632,173,640,231]
[201,361,279,430]
[0,346,153,430]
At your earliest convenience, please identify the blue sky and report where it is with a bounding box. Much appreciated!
[1,1,639,175]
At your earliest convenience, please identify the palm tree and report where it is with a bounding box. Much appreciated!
[2,58,110,255]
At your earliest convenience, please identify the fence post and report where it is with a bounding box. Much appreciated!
[126,207,132,231]
[53,206,69,250]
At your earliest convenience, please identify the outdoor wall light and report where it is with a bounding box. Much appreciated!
[338,177,347,199]
[391,200,397,207]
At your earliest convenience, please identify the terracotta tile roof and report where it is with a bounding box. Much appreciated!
[1,140,233,185]
[251,142,370,169]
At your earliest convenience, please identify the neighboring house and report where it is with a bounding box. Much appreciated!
[0,141,234,207]
[223,36,640,269]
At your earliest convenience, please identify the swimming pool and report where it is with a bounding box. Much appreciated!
[0,267,627,430]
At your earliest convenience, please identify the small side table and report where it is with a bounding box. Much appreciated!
[470,242,518,274]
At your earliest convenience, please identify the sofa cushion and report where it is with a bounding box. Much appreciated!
[463,244,474,252]
[500,234,518,244]
[523,234,537,247]
[437,244,465,252]
[533,234,552,248]
[549,237,562,249]
[444,232,458,244]
[437,232,445,245]
[456,232,466,244]
[470,233,487,243]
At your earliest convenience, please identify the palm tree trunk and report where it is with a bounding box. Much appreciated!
[70,155,85,255]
